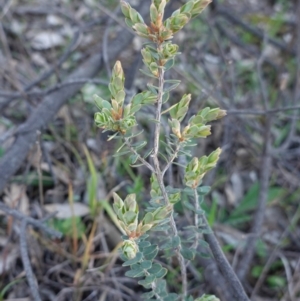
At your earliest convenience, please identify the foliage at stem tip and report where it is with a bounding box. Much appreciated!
[185,148,222,188]
[113,192,172,239]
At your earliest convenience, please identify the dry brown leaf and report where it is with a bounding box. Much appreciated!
[44,203,90,219]
[1,184,29,216]
[0,242,19,275]
[40,163,70,185]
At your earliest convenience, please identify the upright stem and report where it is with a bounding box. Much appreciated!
[192,189,200,250]
[151,45,187,300]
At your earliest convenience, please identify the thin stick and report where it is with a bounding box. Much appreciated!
[123,137,155,172]
[19,220,42,301]
[0,202,61,238]
[200,212,250,301]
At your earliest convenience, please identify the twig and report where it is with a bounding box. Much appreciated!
[19,220,42,301]
[214,20,279,70]
[0,28,82,111]
[0,78,110,98]
[227,105,300,115]
[236,44,273,282]
[251,203,300,298]
[123,137,154,172]
[273,0,300,154]
[162,143,181,177]
[191,189,200,250]
[200,212,250,301]
[0,202,62,238]
[215,5,296,55]
[0,13,139,193]
[36,132,44,206]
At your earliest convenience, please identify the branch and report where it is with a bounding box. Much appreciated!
[0,11,139,193]
[162,144,181,177]
[215,5,296,55]
[236,40,273,281]
[123,137,155,172]
[20,220,42,301]
[0,202,61,238]
[201,212,250,301]
[227,105,300,115]
[151,51,187,300]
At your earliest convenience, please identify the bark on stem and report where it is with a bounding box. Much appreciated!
[151,45,187,300]
[199,208,250,301]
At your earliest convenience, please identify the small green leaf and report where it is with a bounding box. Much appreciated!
[162,92,170,103]
[140,260,152,269]
[142,291,155,299]
[143,247,158,260]
[140,68,158,78]
[180,247,195,260]
[122,252,143,266]
[155,279,167,294]
[148,263,162,274]
[125,268,145,278]
[197,186,211,195]
[164,293,180,301]
[164,58,175,70]
[138,241,151,248]
[155,267,168,278]
[165,82,180,92]
[138,275,156,288]
[142,244,158,254]
[172,236,181,248]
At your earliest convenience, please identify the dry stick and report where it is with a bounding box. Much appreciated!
[123,137,155,172]
[0,5,143,193]
[251,203,300,298]
[273,0,300,155]
[215,5,296,55]
[0,202,61,238]
[191,190,249,300]
[0,28,81,111]
[19,220,42,301]
[237,49,273,283]
[0,78,110,98]
[227,106,300,115]
[201,213,250,301]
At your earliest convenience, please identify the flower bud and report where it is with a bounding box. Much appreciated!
[124,194,138,213]
[191,0,212,19]
[120,0,130,18]
[207,148,221,165]
[122,239,139,259]
[162,43,179,59]
[113,192,124,213]
[133,23,149,37]
[170,93,191,121]
[141,224,153,233]
[169,14,190,33]
[180,1,194,14]
[141,48,152,64]
[169,119,181,139]
[169,192,181,204]
[150,3,159,24]
[187,157,199,173]
[153,206,171,220]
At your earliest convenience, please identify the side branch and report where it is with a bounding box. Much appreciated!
[200,211,250,301]
[123,137,155,172]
